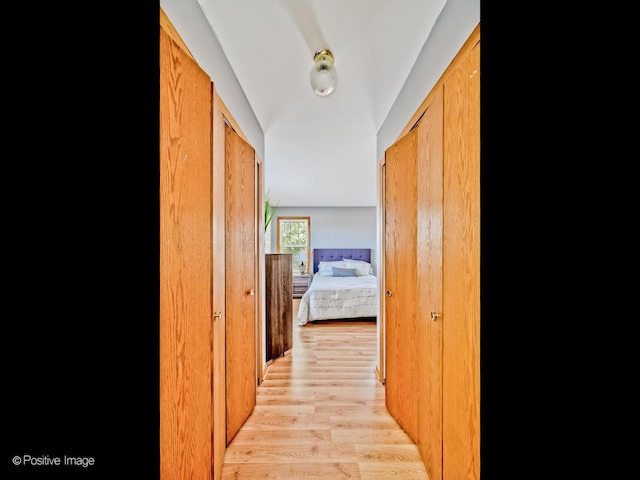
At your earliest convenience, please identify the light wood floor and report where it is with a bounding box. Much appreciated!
[221,299,429,479]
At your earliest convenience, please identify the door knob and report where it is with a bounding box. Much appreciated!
[248,289,255,296]
[430,311,440,321]
[213,310,222,320]
[386,290,392,297]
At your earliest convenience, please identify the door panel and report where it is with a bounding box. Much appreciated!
[212,93,226,477]
[225,123,257,444]
[377,158,386,384]
[442,41,480,480]
[160,26,213,479]
[416,87,444,480]
[384,128,418,442]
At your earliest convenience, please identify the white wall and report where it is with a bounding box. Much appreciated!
[270,206,377,272]
[265,132,377,207]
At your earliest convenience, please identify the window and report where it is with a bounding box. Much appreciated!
[277,216,310,274]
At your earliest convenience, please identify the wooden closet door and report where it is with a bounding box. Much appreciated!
[384,127,418,442]
[416,87,444,480]
[442,40,480,480]
[160,26,213,479]
[225,123,257,444]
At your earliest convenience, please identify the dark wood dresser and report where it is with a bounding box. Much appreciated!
[265,254,293,361]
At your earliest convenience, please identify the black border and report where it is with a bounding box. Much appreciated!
[4,2,160,476]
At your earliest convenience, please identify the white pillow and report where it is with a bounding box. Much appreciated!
[343,262,370,276]
[317,261,347,276]
[343,259,374,275]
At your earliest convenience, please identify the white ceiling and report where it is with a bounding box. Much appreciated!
[197,0,447,207]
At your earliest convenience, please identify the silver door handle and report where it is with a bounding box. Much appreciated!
[386,290,392,297]
[248,289,255,296]
[213,310,222,320]
[430,312,440,321]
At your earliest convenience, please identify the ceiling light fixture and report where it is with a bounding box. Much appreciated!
[310,49,337,97]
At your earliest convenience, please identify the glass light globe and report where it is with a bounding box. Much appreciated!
[310,50,337,96]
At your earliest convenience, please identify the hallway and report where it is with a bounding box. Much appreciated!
[220,300,429,479]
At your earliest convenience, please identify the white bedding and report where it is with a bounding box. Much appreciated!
[296,274,378,326]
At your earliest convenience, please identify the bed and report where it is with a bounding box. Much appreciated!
[296,248,378,326]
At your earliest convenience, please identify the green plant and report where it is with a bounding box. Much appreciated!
[264,189,279,231]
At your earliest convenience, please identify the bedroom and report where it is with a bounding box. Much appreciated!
[266,207,377,323]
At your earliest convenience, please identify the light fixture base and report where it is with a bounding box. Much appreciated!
[313,49,335,64]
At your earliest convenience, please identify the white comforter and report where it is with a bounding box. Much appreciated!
[296,274,378,326]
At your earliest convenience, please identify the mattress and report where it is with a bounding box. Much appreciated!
[296,274,378,326]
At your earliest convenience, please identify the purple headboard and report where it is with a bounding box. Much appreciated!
[313,248,371,273]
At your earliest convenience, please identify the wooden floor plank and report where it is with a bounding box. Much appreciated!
[221,299,429,479]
